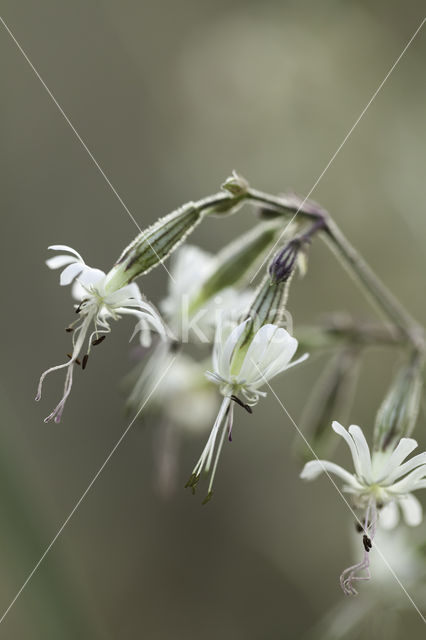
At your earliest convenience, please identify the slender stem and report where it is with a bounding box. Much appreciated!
[323,218,424,348]
[243,188,424,350]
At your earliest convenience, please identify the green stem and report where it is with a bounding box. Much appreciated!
[243,188,424,351]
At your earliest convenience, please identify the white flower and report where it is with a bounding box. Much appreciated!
[187,318,308,501]
[301,421,426,594]
[36,245,166,423]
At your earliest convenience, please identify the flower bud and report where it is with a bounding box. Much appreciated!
[190,220,281,309]
[294,348,361,462]
[105,180,250,290]
[268,238,301,284]
[221,170,250,197]
[373,354,423,451]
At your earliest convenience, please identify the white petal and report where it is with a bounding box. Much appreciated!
[388,464,426,494]
[261,350,308,383]
[46,255,77,270]
[348,425,372,482]
[60,263,85,286]
[399,493,423,527]
[380,501,399,529]
[300,460,361,488]
[218,320,249,379]
[48,245,83,261]
[331,421,363,479]
[238,324,276,381]
[386,452,426,484]
[239,325,298,383]
[378,438,418,482]
[77,266,105,287]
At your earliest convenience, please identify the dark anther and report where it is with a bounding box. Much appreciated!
[230,395,253,414]
[75,299,87,314]
[92,335,106,346]
[185,473,198,494]
[362,534,372,552]
[355,521,363,533]
[169,340,181,354]
[65,327,74,333]
[82,354,89,370]
[67,354,81,366]
[202,491,213,506]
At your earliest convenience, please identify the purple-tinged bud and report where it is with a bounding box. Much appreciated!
[268,239,301,284]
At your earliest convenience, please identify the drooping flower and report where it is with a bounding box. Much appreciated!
[301,421,426,594]
[36,245,166,423]
[186,318,308,502]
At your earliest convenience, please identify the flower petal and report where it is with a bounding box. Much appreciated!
[48,245,83,261]
[399,493,423,527]
[300,460,361,489]
[331,421,363,479]
[386,452,426,484]
[239,325,298,383]
[60,262,85,286]
[77,266,106,287]
[218,320,249,380]
[388,464,426,494]
[380,501,399,529]
[46,255,77,270]
[348,425,372,482]
[378,438,418,482]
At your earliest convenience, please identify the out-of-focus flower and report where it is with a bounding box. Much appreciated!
[160,244,252,342]
[126,343,219,496]
[311,527,426,640]
[301,421,426,593]
[187,318,308,502]
[36,245,166,423]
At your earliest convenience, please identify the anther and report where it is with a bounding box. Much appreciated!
[202,491,213,505]
[355,521,363,533]
[65,327,74,333]
[67,354,81,366]
[92,336,106,346]
[82,354,89,370]
[362,534,372,552]
[75,299,88,314]
[230,395,253,414]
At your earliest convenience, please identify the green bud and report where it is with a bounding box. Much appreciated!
[373,353,423,451]
[221,170,250,197]
[105,182,249,290]
[294,348,361,463]
[189,220,282,311]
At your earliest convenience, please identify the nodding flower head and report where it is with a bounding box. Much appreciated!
[36,245,166,423]
[301,421,426,594]
[186,318,308,502]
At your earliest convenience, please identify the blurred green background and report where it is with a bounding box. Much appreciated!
[1,1,426,638]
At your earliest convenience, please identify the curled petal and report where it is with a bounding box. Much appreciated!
[300,459,361,489]
[48,245,84,261]
[331,421,363,479]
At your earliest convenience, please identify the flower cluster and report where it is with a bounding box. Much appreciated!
[36,175,426,603]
